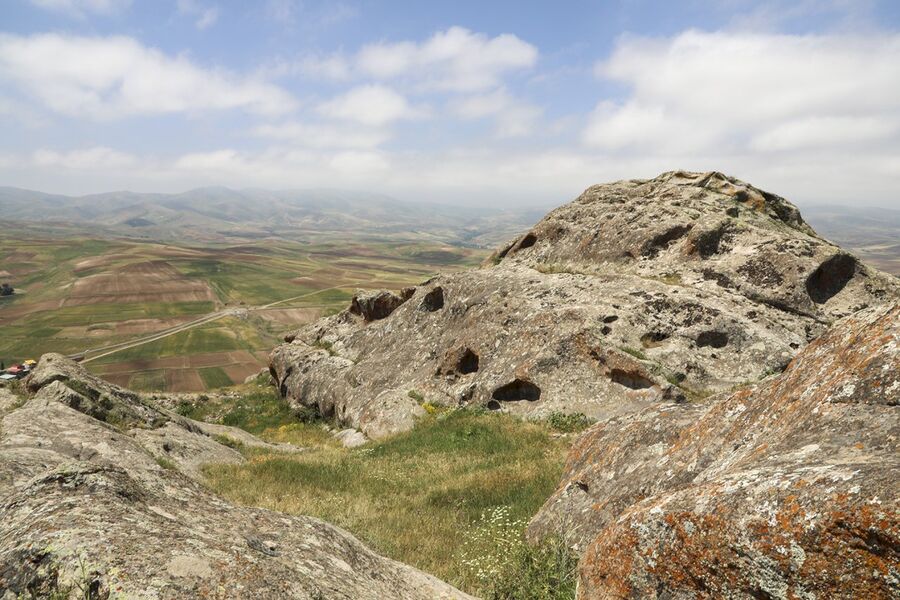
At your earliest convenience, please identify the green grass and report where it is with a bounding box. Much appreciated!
[199,366,233,389]
[155,456,178,471]
[619,346,648,361]
[203,405,569,596]
[0,233,487,391]
[545,411,593,433]
[128,370,167,392]
[90,318,262,364]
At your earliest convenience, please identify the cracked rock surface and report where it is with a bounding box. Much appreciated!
[528,303,899,599]
[0,354,471,599]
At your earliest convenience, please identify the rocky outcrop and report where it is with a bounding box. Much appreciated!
[0,355,471,599]
[270,171,899,437]
[528,303,899,599]
[349,287,415,322]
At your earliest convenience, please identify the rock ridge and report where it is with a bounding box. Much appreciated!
[270,171,899,438]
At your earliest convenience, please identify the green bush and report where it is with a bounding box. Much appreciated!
[546,411,593,433]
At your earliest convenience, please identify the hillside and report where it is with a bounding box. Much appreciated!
[270,171,899,439]
[0,186,543,248]
[0,171,896,600]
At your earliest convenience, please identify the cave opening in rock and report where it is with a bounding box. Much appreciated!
[696,331,728,349]
[516,232,537,250]
[456,349,479,374]
[419,286,445,312]
[491,379,541,402]
[806,254,857,304]
[609,369,654,390]
[643,224,692,257]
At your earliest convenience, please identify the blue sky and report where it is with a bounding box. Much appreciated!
[1,0,899,207]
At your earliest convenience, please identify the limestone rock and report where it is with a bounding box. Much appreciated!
[349,287,415,321]
[270,171,899,436]
[528,303,899,599]
[334,428,368,448]
[0,355,471,599]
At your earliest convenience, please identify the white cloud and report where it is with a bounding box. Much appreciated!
[29,0,131,17]
[32,146,137,169]
[252,121,390,149]
[294,54,351,80]
[318,85,425,126]
[0,33,296,118]
[585,31,900,156]
[177,0,220,30]
[453,89,541,138]
[300,27,537,92]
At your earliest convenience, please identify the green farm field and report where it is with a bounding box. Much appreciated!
[0,230,487,391]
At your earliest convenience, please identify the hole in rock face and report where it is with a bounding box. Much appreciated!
[806,254,857,304]
[641,331,669,347]
[696,331,728,348]
[456,349,479,374]
[642,224,692,257]
[603,315,619,323]
[419,287,445,312]
[486,400,502,410]
[609,369,655,390]
[693,225,730,258]
[495,241,516,261]
[491,379,541,402]
[516,233,537,251]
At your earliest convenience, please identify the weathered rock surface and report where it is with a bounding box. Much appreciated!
[528,303,899,599]
[0,355,471,599]
[271,171,899,437]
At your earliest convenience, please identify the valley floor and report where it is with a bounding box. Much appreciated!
[0,232,486,392]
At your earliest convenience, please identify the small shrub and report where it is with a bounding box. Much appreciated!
[174,400,196,417]
[292,404,320,424]
[312,340,336,356]
[213,434,243,450]
[155,456,177,471]
[546,411,592,433]
[407,390,424,403]
[664,371,686,387]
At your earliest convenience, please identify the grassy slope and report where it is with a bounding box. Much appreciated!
[196,384,579,597]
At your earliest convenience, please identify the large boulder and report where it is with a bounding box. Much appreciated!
[528,303,899,599]
[0,355,471,599]
[270,171,899,437]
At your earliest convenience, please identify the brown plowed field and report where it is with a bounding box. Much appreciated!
[63,260,216,306]
[93,350,266,391]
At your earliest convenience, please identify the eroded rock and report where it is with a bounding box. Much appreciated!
[0,355,471,599]
[528,304,900,599]
[270,171,899,436]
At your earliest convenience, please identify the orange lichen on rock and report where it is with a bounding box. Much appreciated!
[529,304,900,599]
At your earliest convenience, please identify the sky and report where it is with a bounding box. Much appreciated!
[0,0,899,208]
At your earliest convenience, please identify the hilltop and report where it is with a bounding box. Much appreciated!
[270,171,899,438]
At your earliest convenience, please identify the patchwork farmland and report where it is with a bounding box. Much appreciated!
[0,231,486,391]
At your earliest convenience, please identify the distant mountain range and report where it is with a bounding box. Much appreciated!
[0,186,896,273]
[0,186,546,248]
